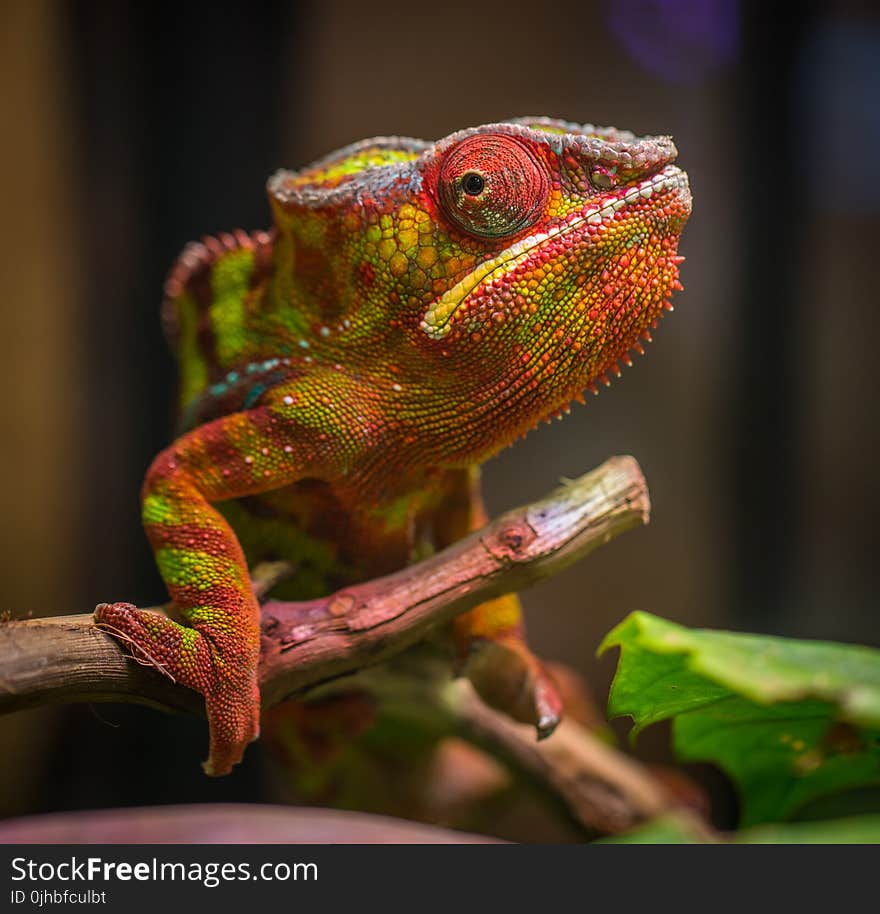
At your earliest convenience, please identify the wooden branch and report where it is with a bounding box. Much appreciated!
[321,662,702,838]
[0,456,649,717]
[446,680,684,835]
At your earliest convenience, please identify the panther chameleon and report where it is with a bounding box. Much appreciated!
[95,117,692,776]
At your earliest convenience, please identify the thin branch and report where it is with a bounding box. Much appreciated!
[446,679,705,836]
[0,456,649,717]
[317,659,705,838]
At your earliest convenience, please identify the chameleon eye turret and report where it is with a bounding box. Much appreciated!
[437,134,549,238]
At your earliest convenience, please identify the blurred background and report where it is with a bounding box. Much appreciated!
[0,0,877,838]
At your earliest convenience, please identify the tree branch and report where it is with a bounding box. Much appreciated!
[446,680,704,836]
[0,456,648,717]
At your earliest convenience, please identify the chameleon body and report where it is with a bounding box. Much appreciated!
[95,117,691,776]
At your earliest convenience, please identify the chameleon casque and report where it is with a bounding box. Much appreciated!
[95,117,691,776]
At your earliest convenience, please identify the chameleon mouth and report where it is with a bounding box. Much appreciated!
[420,165,691,341]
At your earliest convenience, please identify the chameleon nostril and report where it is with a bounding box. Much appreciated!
[591,168,616,190]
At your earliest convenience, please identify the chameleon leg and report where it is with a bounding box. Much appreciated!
[451,594,563,736]
[436,468,563,737]
[95,404,325,775]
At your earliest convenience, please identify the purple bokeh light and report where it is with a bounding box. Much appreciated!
[606,0,739,84]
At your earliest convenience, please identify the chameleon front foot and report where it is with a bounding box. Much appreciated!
[460,636,563,738]
[201,682,261,776]
[94,601,260,776]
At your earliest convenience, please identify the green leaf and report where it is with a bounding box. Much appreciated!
[736,815,880,844]
[599,612,880,825]
[595,815,704,843]
[599,814,880,844]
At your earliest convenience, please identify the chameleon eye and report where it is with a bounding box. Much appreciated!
[439,134,548,239]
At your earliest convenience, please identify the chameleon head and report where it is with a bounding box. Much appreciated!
[268,118,691,459]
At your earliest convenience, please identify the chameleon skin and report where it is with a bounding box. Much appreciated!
[95,117,691,775]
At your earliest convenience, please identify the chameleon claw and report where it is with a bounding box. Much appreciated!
[534,683,563,739]
[537,713,561,740]
[532,665,564,739]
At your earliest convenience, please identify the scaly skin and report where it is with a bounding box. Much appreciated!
[95,117,691,775]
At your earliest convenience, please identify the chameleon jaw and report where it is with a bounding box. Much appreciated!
[419,165,690,341]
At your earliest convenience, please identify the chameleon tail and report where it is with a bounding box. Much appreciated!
[161,229,275,421]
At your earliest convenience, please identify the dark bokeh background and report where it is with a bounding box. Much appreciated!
[1,0,877,832]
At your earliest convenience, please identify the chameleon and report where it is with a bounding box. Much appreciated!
[94,117,691,776]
